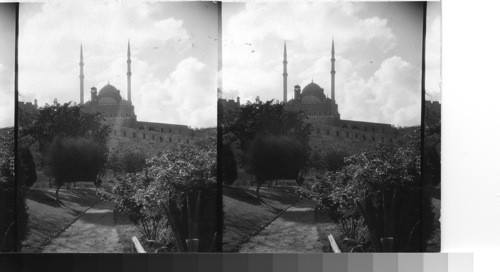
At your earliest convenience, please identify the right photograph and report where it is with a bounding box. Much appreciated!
[220,2,441,253]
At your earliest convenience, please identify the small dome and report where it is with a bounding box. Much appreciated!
[119,100,131,105]
[301,81,326,101]
[97,84,122,103]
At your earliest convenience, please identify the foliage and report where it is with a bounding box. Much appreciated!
[111,135,217,252]
[424,103,441,187]
[221,144,238,186]
[308,146,349,172]
[226,100,311,159]
[311,130,434,252]
[46,137,107,200]
[0,128,29,252]
[18,146,37,188]
[23,101,110,154]
[107,143,148,175]
[249,135,307,198]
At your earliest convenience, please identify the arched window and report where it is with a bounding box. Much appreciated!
[317,128,320,134]
[363,135,366,141]
[143,134,146,139]
[123,131,126,137]
[133,132,136,138]
[372,136,375,141]
[139,126,145,130]
[169,138,172,142]
[336,131,339,137]
[327,130,330,135]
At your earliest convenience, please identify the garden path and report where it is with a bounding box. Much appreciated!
[239,199,322,253]
[42,201,122,253]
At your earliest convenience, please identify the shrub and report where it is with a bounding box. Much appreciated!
[0,128,29,252]
[46,137,107,201]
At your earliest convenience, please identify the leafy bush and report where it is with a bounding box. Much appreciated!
[221,144,238,186]
[249,135,307,198]
[111,135,217,252]
[311,130,434,252]
[46,137,107,201]
[0,128,29,252]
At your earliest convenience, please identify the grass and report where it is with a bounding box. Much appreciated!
[114,211,143,253]
[223,185,301,252]
[21,187,100,252]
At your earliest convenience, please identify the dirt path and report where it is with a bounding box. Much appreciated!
[239,199,322,253]
[42,201,122,253]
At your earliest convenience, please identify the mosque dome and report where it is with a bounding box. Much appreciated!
[301,81,326,102]
[97,83,122,103]
[98,97,118,105]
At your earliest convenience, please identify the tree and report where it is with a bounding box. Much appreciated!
[23,101,110,154]
[309,145,349,172]
[313,130,433,252]
[221,144,237,186]
[0,128,29,252]
[18,146,37,188]
[249,135,307,199]
[227,100,311,156]
[46,137,107,201]
[107,143,148,176]
[133,135,217,252]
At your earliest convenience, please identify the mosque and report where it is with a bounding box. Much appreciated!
[78,42,198,145]
[220,39,402,145]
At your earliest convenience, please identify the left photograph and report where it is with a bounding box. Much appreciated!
[17,2,219,253]
[0,3,17,253]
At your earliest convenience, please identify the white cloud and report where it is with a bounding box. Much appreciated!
[19,2,216,128]
[425,15,441,102]
[135,57,216,128]
[222,2,420,127]
[0,63,14,128]
[339,56,421,127]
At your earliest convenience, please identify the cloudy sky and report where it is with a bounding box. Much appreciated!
[0,4,16,128]
[19,1,218,128]
[222,2,440,127]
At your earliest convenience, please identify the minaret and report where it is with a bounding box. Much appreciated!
[283,42,288,103]
[79,44,84,105]
[330,38,336,104]
[127,40,132,103]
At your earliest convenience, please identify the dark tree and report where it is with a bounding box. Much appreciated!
[221,144,238,186]
[249,135,307,199]
[227,100,311,156]
[0,128,29,252]
[18,146,37,188]
[46,137,107,201]
[23,101,110,154]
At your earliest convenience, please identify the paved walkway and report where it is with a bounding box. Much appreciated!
[239,199,322,253]
[43,201,122,253]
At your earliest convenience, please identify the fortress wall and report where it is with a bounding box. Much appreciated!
[109,126,197,146]
[310,124,398,145]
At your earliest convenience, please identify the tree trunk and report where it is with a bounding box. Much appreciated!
[256,183,261,200]
[55,185,61,202]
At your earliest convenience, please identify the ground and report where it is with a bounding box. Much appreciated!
[21,187,141,253]
[223,185,300,252]
[239,199,322,253]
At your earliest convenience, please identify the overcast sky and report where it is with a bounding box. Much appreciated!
[19,1,218,128]
[222,2,440,127]
[0,4,16,128]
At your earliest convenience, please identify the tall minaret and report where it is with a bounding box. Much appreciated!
[283,42,288,103]
[330,38,336,104]
[79,44,84,105]
[127,40,132,103]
